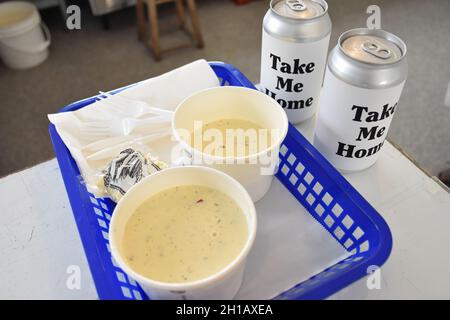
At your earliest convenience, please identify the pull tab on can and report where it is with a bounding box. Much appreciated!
[287,0,307,11]
[361,41,392,59]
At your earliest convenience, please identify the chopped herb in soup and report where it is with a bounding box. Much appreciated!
[122,185,248,283]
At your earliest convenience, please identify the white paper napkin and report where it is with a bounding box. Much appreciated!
[48,59,220,196]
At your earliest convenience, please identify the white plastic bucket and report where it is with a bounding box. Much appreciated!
[0,1,50,69]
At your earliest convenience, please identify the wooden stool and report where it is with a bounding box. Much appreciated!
[136,0,205,60]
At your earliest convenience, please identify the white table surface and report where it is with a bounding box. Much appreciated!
[1,120,449,299]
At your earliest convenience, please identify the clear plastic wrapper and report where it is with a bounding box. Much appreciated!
[90,144,168,202]
[47,59,220,199]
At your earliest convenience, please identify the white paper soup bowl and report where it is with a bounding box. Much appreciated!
[172,86,289,202]
[109,166,257,300]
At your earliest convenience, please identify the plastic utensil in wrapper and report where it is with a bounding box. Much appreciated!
[96,146,167,203]
[48,59,220,198]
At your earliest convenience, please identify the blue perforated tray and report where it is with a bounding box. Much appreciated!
[49,62,392,300]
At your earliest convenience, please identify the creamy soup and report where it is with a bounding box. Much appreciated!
[122,185,248,283]
[190,118,272,157]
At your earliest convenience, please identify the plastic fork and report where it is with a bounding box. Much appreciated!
[97,91,174,118]
[79,120,125,139]
[122,116,171,135]
[86,130,172,161]
[78,117,172,140]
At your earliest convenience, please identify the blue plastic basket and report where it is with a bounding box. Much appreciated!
[49,61,392,300]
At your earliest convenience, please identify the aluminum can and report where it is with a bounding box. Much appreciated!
[314,28,408,172]
[260,0,331,124]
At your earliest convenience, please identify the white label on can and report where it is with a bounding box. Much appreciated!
[260,29,330,124]
[314,68,405,172]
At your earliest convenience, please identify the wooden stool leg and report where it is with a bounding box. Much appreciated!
[185,0,204,48]
[146,0,161,60]
[136,0,146,41]
[175,0,187,31]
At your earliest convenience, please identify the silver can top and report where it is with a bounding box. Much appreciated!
[340,29,406,65]
[271,0,326,19]
[328,28,408,89]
